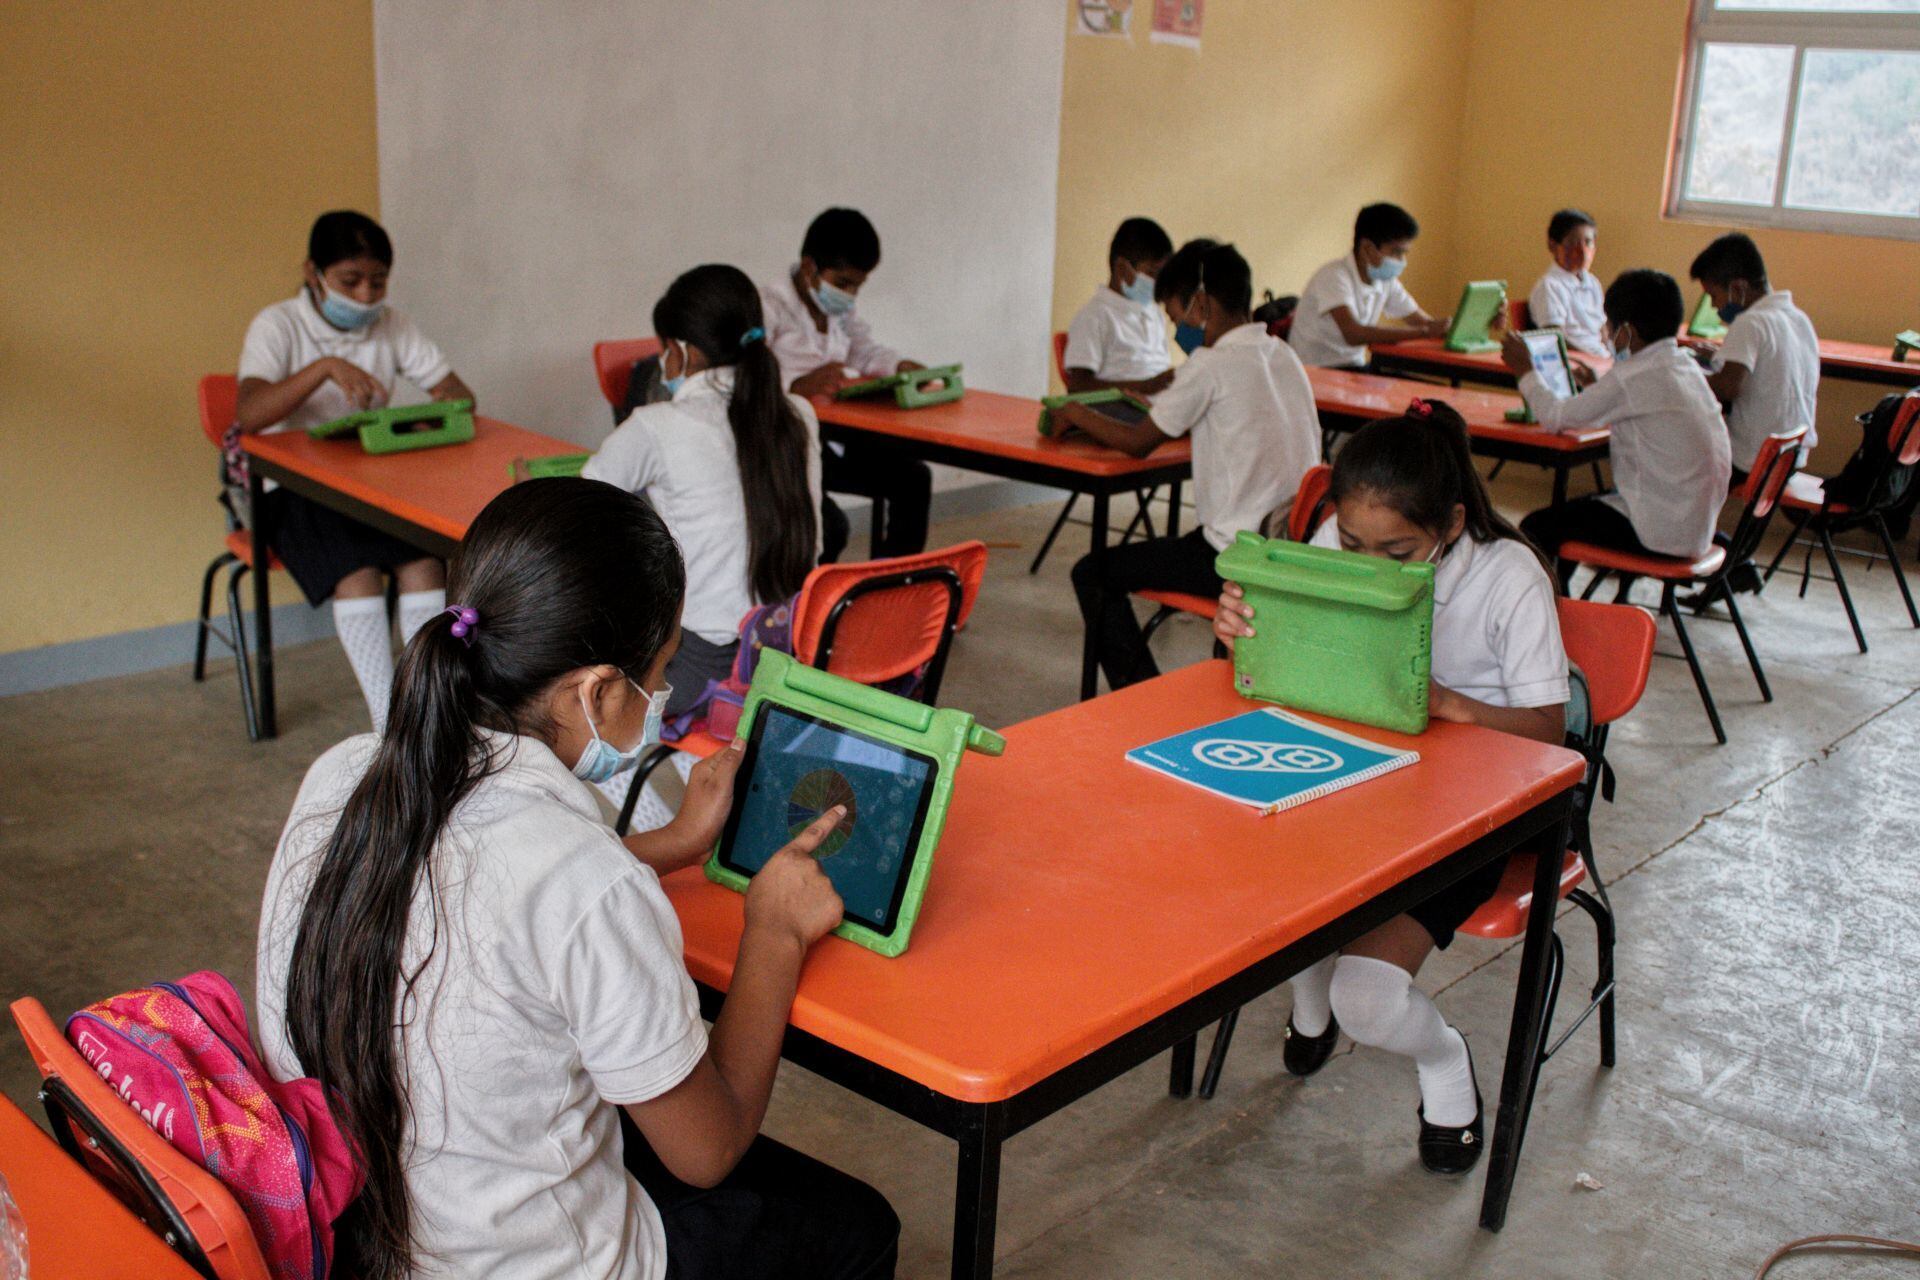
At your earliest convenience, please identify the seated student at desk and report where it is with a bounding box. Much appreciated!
[759,208,931,563]
[1058,244,1318,690]
[1504,269,1731,590]
[1527,209,1607,357]
[1690,233,1820,484]
[1287,202,1448,369]
[234,210,476,733]
[1062,217,1176,395]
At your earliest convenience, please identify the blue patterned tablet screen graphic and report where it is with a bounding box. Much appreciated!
[730,708,932,925]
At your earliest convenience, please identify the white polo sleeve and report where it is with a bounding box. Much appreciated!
[1714,311,1761,375]
[388,309,454,392]
[1310,263,1359,320]
[1484,550,1569,708]
[1062,299,1111,374]
[238,306,298,384]
[1528,274,1567,328]
[1383,277,1419,321]
[1519,362,1622,432]
[581,416,665,495]
[1145,352,1213,439]
[843,309,903,378]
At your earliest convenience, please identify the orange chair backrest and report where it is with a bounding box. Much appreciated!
[1889,393,1920,467]
[1051,331,1069,384]
[792,541,988,687]
[1555,598,1655,727]
[1286,464,1333,542]
[1507,299,1532,331]
[199,374,239,448]
[8,997,271,1280]
[592,338,664,409]
[1739,427,1807,519]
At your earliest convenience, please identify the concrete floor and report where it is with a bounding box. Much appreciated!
[4,461,1920,1277]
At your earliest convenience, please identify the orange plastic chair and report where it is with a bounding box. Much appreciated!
[1507,298,1533,332]
[1051,330,1069,383]
[192,374,283,742]
[592,337,664,412]
[615,541,989,834]
[1762,393,1920,653]
[1033,330,1165,575]
[9,997,272,1280]
[1560,427,1804,745]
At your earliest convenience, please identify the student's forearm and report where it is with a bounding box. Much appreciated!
[1062,405,1167,457]
[622,824,708,875]
[234,363,333,431]
[1444,692,1564,744]
[1337,318,1428,347]
[704,924,807,1157]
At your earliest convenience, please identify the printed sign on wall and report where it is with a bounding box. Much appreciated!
[1151,0,1203,47]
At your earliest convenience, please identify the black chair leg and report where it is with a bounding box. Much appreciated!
[226,563,260,742]
[1761,510,1811,586]
[614,745,679,836]
[1121,488,1159,544]
[1487,460,1507,481]
[1198,1008,1240,1100]
[1568,886,1615,1069]
[1030,493,1080,575]
[193,553,234,682]
[1590,462,1607,492]
[1664,584,1727,745]
[1874,516,1920,628]
[1140,605,1178,646]
[1578,568,1608,601]
[1721,584,1770,701]
[1819,527,1868,653]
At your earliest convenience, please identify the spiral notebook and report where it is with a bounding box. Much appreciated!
[1126,707,1419,816]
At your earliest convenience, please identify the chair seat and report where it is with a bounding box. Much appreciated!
[1780,471,1850,515]
[224,529,284,571]
[1560,540,1724,581]
[1457,847,1587,940]
[1135,589,1216,619]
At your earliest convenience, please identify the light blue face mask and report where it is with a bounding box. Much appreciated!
[1121,269,1156,307]
[1174,323,1205,355]
[811,277,857,318]
[1606,323,1635,363]
[660,342,689,398]
[317,283,384,331]
[571,679,670,784]
[1366,255,1406,284]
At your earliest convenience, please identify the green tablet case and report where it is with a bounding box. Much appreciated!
[1893,330,1919,362]
[308,400,476,454]
[833,363,965,408]
[1445,280,1507,353]
[1687,293,1727,341]
[1215,531,1435,734]
[703,649,1005,958]
[1036,388,1151,436]
[508,453,590,481]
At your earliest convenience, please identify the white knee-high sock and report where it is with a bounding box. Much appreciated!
[1329,955,1476,1126]
[333,595,394,732]
[1289,955,1337,1036]
[397,588,446,645]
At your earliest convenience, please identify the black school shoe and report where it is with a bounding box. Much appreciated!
[1282,1013,1340,1078]
[1416,1036,1484,1175]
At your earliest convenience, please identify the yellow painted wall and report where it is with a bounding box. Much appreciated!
[1051,1,1474,370]
[1451,0,1915,470]
[0,1,378,655]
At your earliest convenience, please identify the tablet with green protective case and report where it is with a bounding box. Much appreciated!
[705,649,1005,958]
[834,363,965,408]
[1894,330,1920,362]
[307,400,476,454]
[1036,388,1151,436]
[1444,280,1507,353]
[508,453,590,481]
[1687,293,1727,341]
[1215,531,1434,734]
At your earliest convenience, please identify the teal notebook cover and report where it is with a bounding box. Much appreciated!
[1126,707,1418,815]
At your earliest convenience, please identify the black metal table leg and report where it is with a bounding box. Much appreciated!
[1079,491,1110,701]
[1166,479,1183,539]
[1168,1034,1196,1098]
[249,470,277,739]
[952,1103,1007,1280]
[1479,806,1574,1230]
[1551,465,1569,509]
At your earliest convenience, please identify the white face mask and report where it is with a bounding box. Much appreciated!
[1606,323,1634,362]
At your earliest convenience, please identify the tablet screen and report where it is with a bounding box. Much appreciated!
[1522,331,1576,400]
[715,705,939,934]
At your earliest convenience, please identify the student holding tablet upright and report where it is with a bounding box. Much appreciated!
[1527,209,1607,357]
[1288,203,1448,369]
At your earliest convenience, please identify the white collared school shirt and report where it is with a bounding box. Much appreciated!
[1714,290,1820,471]
[1311,523,1569,709]
[1288,255,1420,368]
[583,367,823,644]
[236,293,453,433]
[1519,338,1731,559]
[1149,322,1320,552]
[1062,286,1171,382]
[1527,264,1607,357]
[758,267,903,391]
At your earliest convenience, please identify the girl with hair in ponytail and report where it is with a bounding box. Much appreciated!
[256,478,898,1280]
[1212,399,1569,1177]
[585,263,822,725]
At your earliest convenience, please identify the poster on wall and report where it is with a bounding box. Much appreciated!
[1150,0,1203,47]
[1074,0,1133,38]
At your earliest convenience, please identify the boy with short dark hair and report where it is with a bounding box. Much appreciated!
[1690,232,1819,480]
[1288,203,1447,368]
[1062,216,1176,395]
[1528,209,1606,356]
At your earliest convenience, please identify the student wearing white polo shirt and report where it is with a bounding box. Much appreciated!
[758,208,930,563]
[1214,401,1568,1176]
[1056,245,1319,689]
[1690,233,1820,480]
[234,211,475,732]
[1507,269,1732,591]
[1527,209,1607,357]
[1061,217,1175,395]
[585,264,823,722]
[1287,203,1448,369]
[259,479,898,1280]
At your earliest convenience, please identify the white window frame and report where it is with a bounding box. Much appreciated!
[1668,0,1920,241]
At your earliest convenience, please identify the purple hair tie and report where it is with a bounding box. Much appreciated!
[444,605,480,646]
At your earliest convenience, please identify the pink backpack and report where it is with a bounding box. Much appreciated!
[65,972,361,1279]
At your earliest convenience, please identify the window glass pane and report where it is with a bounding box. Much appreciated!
[1715,0,1920,11]
[1784,49,1920,217]
[1685,43,1796,205]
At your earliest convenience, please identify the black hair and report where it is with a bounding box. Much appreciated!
[1689,232,1768,289]
[801,207,881,273]
[1196,243,1254,317]
[1331,401,1547,571]
[1354,203,1418,249]
[1604,268,1684,342]
[1110,217,1174,270]
[1547,208,1596,243]
[285,478,684,1280]
[1155,237,1220,304]
[308,210,393,270]
[654,264,816,603]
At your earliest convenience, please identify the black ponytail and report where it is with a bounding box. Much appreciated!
[284,478,684,1280]
[654,264,816,603]
[1330,400,1551,573]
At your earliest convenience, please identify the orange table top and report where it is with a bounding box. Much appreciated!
[1376,335,1915,384]
[662,660,1584,1103]
[241,417,580,544]
[1816,337,1917,379]
[0,1094,201,1279]
[1307,366,1610,452]
[812,388,1192,479]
